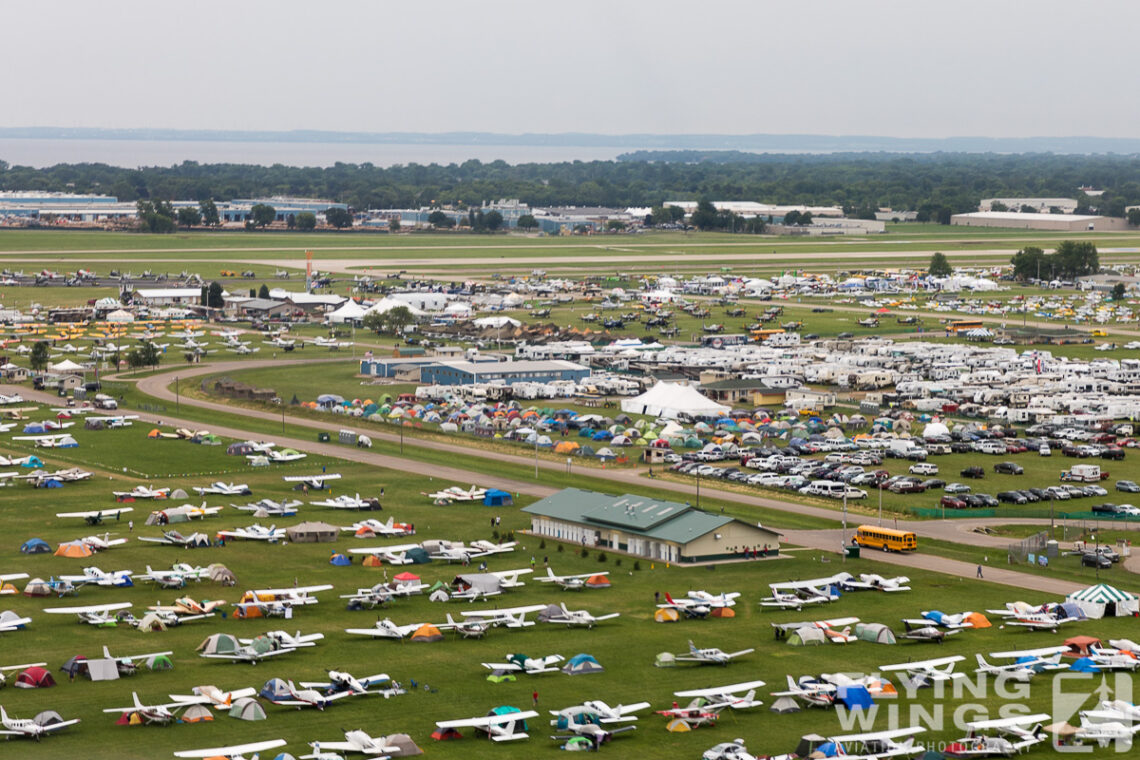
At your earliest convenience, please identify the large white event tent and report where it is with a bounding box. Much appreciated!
[620,381,731,420]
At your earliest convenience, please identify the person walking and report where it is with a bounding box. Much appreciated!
[532,691,539,707]
[976,564,984,579]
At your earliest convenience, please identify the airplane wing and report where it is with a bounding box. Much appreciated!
[43,602,132,614]
[829,727,926,743]
[174,739,288,758]
[675,679,768,698]
[990,645,1070,659]
[966,713,1052,730]
[57,508,133,519]
[723,648,756,660]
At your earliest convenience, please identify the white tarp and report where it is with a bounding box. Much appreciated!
[620,381,730,420]
[327,300,367,324]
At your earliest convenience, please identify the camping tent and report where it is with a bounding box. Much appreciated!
[59,656,88,679]
[620,381,731,420]
[1063,636,1102,657]
[15,666,55,688]
[854,622,897,645]
[838,685,874,710]
[654,608,679,623]
[362,555,384,567]
[329,553,352,566]
[260,679,293,701]
[788,627,827,646]
[23,578,52,597]
[20,538,50,554]
[654,652,676,667]
[561,654,604,675]
[285,521,338,543]
[482,489,513,507]
[146,654,173,671]
[585,574,611,588]
[1066,584,1140,619]
[410,624,443,642]
[54,541,93,558]
[180,704,213,723]
[197,633,242,656]
[770,696,802,714]
[383,733,423,757]
[228,697,266,721]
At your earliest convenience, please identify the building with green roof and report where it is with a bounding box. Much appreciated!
[521,488,780,563]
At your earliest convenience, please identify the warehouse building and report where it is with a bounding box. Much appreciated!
[951,211,1128,231]
[979,198,1079,213]
[419,359,589,386]
[522,488,781,563]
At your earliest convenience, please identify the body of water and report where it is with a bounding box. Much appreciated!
[0,138,641,168]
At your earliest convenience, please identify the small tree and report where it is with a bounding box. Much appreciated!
[177,206,201,229]
[606,220,626,232]
[250,203,276,227]
[362,311,385,334]
[1112,282,1127,301]
[427,210,454,228]
[928,251,952,277]
[1128,208,1140,228]
[294,211,316,231]
[325,207,353,229]
[388,218,401,232]
[484,210,504,232]
[258,284,270,299]
[199,198,220,226]
[690,200,718,231]
[383,305,414,335]
[517,214,538,230]
[29,341,49,371]
[206,281,225,309]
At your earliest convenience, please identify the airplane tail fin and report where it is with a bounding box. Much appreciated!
[0,705,7,723]
[741,689,756,705]
[787,674,798,691]
[133,692,144,709]
[688,640,698,655]
[103,645,113,659]
[665,592,677,605]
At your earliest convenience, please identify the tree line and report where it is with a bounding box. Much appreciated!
[4,153,1140,219]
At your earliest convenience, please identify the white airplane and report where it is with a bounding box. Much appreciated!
[770,674,840,707]
[59,566,134,588]
[675,680,766,710]
[703,739,757,760]
[821,727,927,760]
[460,604,548,629]
[0,572,29,594]
[0,706,80,740]
[436,613,492,639]
[174,739,288,759]
[1087,645,1140,671]
[298,670,399,696]
[76,532,129,551]
[312,493,380,510]
[26,467,92,485]
[240,630,323,650]
[103,691,185,724]
[261,449,307,463]
[168,685,258,710]
[148,597,226,617]
[170,329,205,339]
[905,610,976,629]
[1073,716,1140,747]
[235,586,332,616]
[536,567,609,591]
[550,700,651,729]
[550,714,639,749]
[56,507,133,525]
[194,482,251,496]
[232,499,302,516]
[482,653,565,675]
[266,680,353,710]
[880,655,966,687]
[12,434,74,448]
[542,603,620,629]
[304,731,401,758]
[435,710,540,742]
[659,591,740,618]
[0,394,23,405]
[428,539,518,562]
[42,601,132,626]
[986,602,1082,631]
[846,573,912,592]
[228,344,260,355]
[89,414,139,428]
[283,473,340,489]
[975,646,1070,681]
[346,542,421,565]
[345,618,424,640]
[674,640,754,666]
[1109,638,1140,655]
[307,336,354,350]
[263,336,297,348]
[113,485,170,500]
[137,563,211,588]
[426,485,487,502]
[772,616,860,644]
[946,714,1051,757]
[760,586,836,610]
[1081,699,1140,724]
[199,643,296,665]
[341,517,413,536]
[341,581,427,609]
[900,620,962,643]
[218,524,286,542]
[138,530,211,547]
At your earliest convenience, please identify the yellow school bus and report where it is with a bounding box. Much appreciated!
[854,525,917,552]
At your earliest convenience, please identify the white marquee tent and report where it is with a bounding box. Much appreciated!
[621,381,731,421]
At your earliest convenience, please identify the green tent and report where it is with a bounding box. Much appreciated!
[146,654,174,671]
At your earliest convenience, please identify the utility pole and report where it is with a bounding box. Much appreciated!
[842,491,848,563]
[175,376,179,412]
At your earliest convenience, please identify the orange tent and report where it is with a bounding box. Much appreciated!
[54,542,93,558]
[232,606,263,619]
[410,624,443,642]
[361,555,384,567]
[654,608,680,623]
[963,612,991,629]
[585,575,611,588]
[354,527,376,538]
[710,607,735,618]
[147,428,161,438]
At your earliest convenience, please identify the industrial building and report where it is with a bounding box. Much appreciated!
[664,201,844,221]
[419,359,589,386]
[951,211,1128,231]
[979,197,1079,213]
[522,488,781,563]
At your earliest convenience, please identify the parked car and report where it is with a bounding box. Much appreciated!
[1117,480,1140,492]
[909,462,939,476]
[974,493,999,507]
[945,482,972,494]
[940,495,968,509]
[1101,447,1125,461]
[998,491,1028,504]
[1039,445,1052,456]
[961,466,985,479]
[889,479,927,494]
[920,478,947,490]
[994,462,1024,475]
[1082,553,1113,569]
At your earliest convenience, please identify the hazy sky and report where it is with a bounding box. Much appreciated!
[5,0,1139,137]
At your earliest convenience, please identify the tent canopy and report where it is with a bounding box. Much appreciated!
[620,381,731,421]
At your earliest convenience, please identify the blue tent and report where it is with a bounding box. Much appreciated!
[21,456,43,469]
[922,610,947,625]
[815,741,843,757]
[1069,657,1100,673]
[838,685,874,710]
[42,479,63,488]
[20,538,50,554]
[561,654,604,675]
[329,553,351,566]
[22,423,45,434]
[259,678,292,701]
[483,489,513,507]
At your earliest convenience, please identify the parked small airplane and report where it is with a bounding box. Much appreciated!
[426,485,487,502]
[536,568,609,591]
[674,680,766,710]
[102,692,184,724]
[266,680,353,710]
[1072,717,1140,747]
[345,618,424,640]
[482,653,565,675]
[232,499,302,517]
[436,613,491,639]
[138,530,211,547]
[137,563,211,588]
[900,620,962,643]
[346,542,420,565]
[844,573,911,592]
[0,705,80,740]
[880,655,966,687]
[772,617,860,644]
[674,640,754,666]
[427,539,518,563]
[113,485,170,501]
[817,727,927,760]
[299,670,400,696]
[168,685,258,710]
[307,336,354,350]
[659,591,741,619]
[218,524,286,542]
[974,646,1070,681]
[55,507,133,525]
[42,601,132,626]
[199,643,296,665]
[59,566,134,588]
[542,603,620,629]
[341,517,413,536]
[770,674,838,707]
[460,604,548,629]
[304,730,401,758]
[944,713,1051,757]
[311,493,380,510]
[341,581,426,609]
[194,482,252,496]
[283,473,340,490]
[702,739,757,760]
[434,709,540,742]
[173,739,288,759]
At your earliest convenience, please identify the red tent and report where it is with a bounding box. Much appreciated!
[394,572,421,582]
[15,666,55,689]
[431,727,462,741]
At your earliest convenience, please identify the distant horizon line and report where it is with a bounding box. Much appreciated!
[2,127,1140,154]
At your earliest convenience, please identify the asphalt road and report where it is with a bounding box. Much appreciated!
[14,358,1100,595]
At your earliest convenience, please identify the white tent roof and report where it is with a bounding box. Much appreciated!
[364,298,426,317]
[473,316,521,328]
[327,300,367,323]
[105,309,135,323]
[620,381,730,421]
[49,359,85,372]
